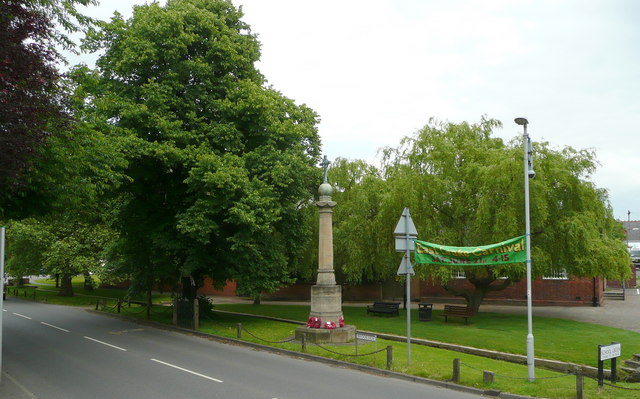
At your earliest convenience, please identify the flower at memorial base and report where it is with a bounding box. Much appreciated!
[324,321,336,330]
[307,317,322,328]
[338,316,345,328]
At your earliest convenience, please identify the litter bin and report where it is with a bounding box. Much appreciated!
[418,303,433,321]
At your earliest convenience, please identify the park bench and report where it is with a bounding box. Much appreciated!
[441,305,475,324]
[366,301,400,316]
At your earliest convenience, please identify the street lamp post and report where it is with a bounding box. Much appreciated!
[515,117,535,382]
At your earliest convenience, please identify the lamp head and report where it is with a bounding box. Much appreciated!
[515,117,528,126]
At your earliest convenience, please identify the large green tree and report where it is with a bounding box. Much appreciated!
[0,0,96,216]
[331,118,629,311]
[76,0,321,301]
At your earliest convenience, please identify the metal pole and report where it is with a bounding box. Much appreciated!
[523,122,535,381]
[405,215,411,365]
[0,227,5,383]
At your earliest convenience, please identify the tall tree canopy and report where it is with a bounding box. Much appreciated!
[330,117,629,310]
[75,0,321,299]
[0,0,95,210]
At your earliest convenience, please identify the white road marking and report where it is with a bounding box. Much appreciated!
[41,322,70,332]
[83,336,127,351]
[150,358,223,383]
[13,312,32,320]
[2,309,7,312]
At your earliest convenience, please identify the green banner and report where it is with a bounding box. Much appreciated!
[414,235,527,266]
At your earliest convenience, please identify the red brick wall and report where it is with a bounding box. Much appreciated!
[262,283,390,301]
[197,279,237,297]
[419,276,602,306]
[199,275,610,307]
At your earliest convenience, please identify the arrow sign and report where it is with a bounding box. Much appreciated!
[397,254,415,276]
[393,207,418,237]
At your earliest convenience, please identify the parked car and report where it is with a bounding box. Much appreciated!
[630,247,640,264]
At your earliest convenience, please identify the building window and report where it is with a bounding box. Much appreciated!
[543,269,569,280]
[453,269,466,279]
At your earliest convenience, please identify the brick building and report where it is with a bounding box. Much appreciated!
[199,222,638,306]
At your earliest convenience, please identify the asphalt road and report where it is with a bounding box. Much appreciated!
[2,299,484,399]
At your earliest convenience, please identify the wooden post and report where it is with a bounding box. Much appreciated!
[452,358,460,383]
[575,368,583,399]
[172,298,177,325]
[301,334,306,353]
[611,357,617,383]
[483,371,494,384]
[237,323,242,339]
[355,335,359,355]
[193,298,199,330]
[386,345,393,370]
[117,299,122,313]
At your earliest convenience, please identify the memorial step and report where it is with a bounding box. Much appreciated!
[603,291,625,300]
[621,366,640,382]
[624,359,640,369]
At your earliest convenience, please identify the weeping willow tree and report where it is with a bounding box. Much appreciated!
[329,117,629,311]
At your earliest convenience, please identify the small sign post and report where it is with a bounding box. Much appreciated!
[355,332,377,356]
[598,342,621,387]
[394,208,418,365]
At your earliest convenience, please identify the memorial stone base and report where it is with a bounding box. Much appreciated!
[309,284,343,323]
[295,325,356,344]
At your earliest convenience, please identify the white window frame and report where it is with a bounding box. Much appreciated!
[543,269,569,280]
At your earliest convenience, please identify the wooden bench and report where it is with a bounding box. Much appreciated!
[441,305,475,324]
[366,301,400,316]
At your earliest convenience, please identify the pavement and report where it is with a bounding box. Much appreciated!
[0,372,37,399]
[2,288,639,398]
[479,288,640,333]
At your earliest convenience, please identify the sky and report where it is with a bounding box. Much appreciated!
[67,0,640,221]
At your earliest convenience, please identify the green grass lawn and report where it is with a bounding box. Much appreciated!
[214,303,640,369]
[6,277,172,307]
[189,310,640,399]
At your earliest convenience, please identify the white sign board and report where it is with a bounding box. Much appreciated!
[394,237,416,252]
[599,343,621,361]
[356,332,377,342]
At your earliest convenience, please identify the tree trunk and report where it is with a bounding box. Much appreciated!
[58,274,74,297]
[443,275,513,313]
[252,295,261,305]
[146,287,152,319]
[83,271,94,291]
[181,276,196,300]
[467,288,488,313]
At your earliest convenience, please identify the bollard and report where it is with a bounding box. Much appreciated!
[237,323,242,339]
[483,371,494,384]
[386,345,393,370]
[117,299,122,313]
[452,358,460,383]
[95,299,100,310]
[193,299,199,329]
[301,334,306,353]
[172,298,178,325]
[575,368,583,399]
